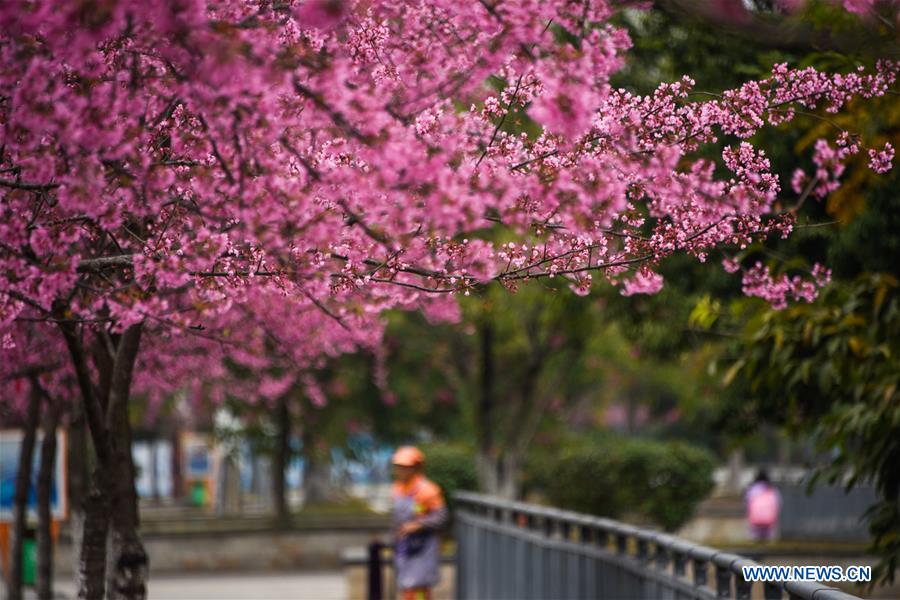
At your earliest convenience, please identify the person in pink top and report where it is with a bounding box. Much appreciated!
[745,469,781,542]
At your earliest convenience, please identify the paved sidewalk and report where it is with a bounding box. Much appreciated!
[43,571,347,600]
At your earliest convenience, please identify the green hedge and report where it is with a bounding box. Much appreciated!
[420,442,478,512]
[527,436,716,531]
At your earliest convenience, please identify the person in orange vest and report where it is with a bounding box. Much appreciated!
[391,446,447,600]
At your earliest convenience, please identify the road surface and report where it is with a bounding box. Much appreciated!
[46,571,346,600]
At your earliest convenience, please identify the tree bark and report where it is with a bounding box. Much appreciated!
[67,396,88,586]
[475,319,495,494]
[104,323,148,600]
[726,448,745,495]
[5,384,40,600]
[59,320,148,600]
[272,396,290,521]
[475,317,527,498]
[149,440,160,502]
[473,318,525,499]
[301,425,337,505]
[37,398,60,600]
[59,321,112,600]
[171,428,183,500]
[78,471,110,600]
[476,450,523,499]
[474,303,561,499]
[220,454,242,515]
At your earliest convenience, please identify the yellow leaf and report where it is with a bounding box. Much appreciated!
[874,285,887,312]
[722,359,746,387]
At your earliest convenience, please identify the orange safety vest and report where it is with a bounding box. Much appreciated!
[392,474,445,516]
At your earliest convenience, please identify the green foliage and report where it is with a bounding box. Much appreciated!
[611,8,796,95]
[421,442,478,513]
[380,311,471,442]
[527,435,626,517]
[723,274,900,583]
[296,497,375,517]
[527,435,716,531]
[385,282,613,482]
[618,440,718,531]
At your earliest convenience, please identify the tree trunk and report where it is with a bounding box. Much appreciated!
[301,426,336,505]
[475,450,498,496]
[473,318,526,498]
[220,454,242,515]
[68,398,88,586]
[105,420,146,600]
[171,428,183,501]
[78,471,110,600]
[475,319,496,494]
[59,320,115,600]
[37,398,60,600]
[272,396,290,521]
[496,453,521,499]
[104,323,148,600]
[5,385,40,600]
[726,448,745,495]
[475,450,522,499]
[149,440,160,502]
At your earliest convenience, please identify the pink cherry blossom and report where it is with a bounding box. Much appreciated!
[868,142,895,173]
[621,270,664,296]
[0,0,896,424]
[295,0,347,31]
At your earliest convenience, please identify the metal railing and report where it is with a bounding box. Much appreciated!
[455,492,863,600]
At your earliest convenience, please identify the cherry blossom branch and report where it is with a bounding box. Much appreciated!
[301,290,350,331]
[76,255,136,273]
[0,178,58,191]
[476,75,524,167]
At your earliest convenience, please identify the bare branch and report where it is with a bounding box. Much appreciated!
[0,178,59,191]
[302,290,350,331]
[76,255,136,273]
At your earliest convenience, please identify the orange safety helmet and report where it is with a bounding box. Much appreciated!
[391,446,425,467]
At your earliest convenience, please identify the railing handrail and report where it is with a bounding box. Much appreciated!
[454,491,864,600]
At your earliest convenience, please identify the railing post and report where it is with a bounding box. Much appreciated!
[616,531,627,555]
[713,553,741,599]
[764,581,783,600]
[579,522,592,544]
[455,516,465,600]
[716,563,732,598]
[690,546,717,592]
[653,534,676,573]
[367,540,383,600]
[594,525,608,549]
[783,580,846,600]
[673,549,686,577]
[731,558,756,600]
[671,540,691,578]
[642,533,664,598]
[590,520,609,600]
[637,537,649,563]
[559,518,571,540]
[694,557,708,587]
[655,542,670,571]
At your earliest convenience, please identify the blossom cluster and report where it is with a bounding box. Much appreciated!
[742,262,833,310]
[0,0,895,408]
